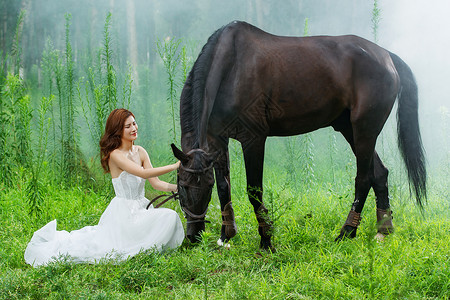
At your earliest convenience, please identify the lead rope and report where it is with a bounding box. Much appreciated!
[146,192,179,209]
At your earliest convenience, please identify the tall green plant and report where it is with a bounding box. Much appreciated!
[15,89,32,167]
[0,75,16,186]
[328,129,338,184]
[0,55,7,186]
[64,14,76,147]
[0,50,6,87]
[157,37,181,143]
[11,10,25,76]
[1,74,30,166]
[301,17,315,187]
[283,136,300,187]
[41,39,59,173]
[301,133,315,187]
[26,95,54,219]
[371,0,381,44]
[0,11,27,187]
[180,43,197,84]
[80,12,131,145]
[122,63,133,110]
[103,12,117,112]
[303,18,309,36]
[53,50,65,175]
[43,14,87,186]
[58,13,78,185]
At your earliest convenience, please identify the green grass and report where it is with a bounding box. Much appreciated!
[0,164,448,299]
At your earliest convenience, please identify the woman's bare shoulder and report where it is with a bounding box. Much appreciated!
[110,148,124,159]
[135,145,149,155]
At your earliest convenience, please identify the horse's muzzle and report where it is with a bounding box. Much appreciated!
[186,220,205,243]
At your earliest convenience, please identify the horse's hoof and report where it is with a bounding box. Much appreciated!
[377,208,394,235]
[222,202,237,238]
[374,232,385,242]
[259,239,276,253]
[217,238,230,249]
[335,225,358,242]
[258,246,276,254]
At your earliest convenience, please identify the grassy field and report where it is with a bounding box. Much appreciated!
[1,148,449,299]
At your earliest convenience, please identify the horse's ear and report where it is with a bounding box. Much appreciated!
[171,143,189,163]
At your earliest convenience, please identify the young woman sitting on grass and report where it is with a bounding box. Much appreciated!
[24,108,184,267]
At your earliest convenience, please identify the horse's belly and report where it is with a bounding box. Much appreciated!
[267,118,328,136]
[266,99,344,136]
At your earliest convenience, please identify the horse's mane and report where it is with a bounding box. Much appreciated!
[180,24,228,150]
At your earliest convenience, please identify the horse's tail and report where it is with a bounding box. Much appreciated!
[389,52,427,208]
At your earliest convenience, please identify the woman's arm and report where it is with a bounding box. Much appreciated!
[140,146,178,192]
[148,177,178,192]
[110,147,179,179]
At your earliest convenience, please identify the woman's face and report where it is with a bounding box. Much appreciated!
[122,115,138,142]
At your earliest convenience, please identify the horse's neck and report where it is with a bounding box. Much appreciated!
[180,101,210,152]
[181,132,216,155]
[181,132,201,152]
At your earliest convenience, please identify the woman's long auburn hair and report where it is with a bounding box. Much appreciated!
[99,108,135,173]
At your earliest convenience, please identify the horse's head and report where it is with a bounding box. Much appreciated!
[171,144,215,243]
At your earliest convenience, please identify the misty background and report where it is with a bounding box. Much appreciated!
[1,0,448,183]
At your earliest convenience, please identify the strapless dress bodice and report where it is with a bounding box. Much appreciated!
[112,171,146,200]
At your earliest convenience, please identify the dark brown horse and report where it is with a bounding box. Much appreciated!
[171,21,426,249]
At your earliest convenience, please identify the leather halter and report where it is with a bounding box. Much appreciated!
[177,184,211,224]
[177,149,214,224]
[179,162,214,174]
[179,148,214,174]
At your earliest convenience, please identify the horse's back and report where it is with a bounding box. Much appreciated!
[223,22,395,80]
[208,22,400,136]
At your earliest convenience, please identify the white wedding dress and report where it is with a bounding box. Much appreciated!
[24,171,185,267]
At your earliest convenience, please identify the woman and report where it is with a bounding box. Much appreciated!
[24,108,184,267]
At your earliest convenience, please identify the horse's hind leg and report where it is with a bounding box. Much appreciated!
[335,128,377,240]
[372,152,394,236]
[332,112,380,241]
[333,121,393,240]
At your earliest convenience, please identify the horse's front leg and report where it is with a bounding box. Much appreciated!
[213,139,237,246]
[242,138,274,251]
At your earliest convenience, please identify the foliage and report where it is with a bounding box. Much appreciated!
[80,12,133,147]
[372,0,381,43]
[157,37,182,143]
[102,12,118,112]
[303,17,309,37]
[283,136,301,187]
[10,9,25,76]
[62,13,77,185]
[0,73,30,186]
[1,171,448,299]
[301,133,315,187]
[26,95,54,219]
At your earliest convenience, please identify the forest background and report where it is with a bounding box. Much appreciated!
[0,0,449,299]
